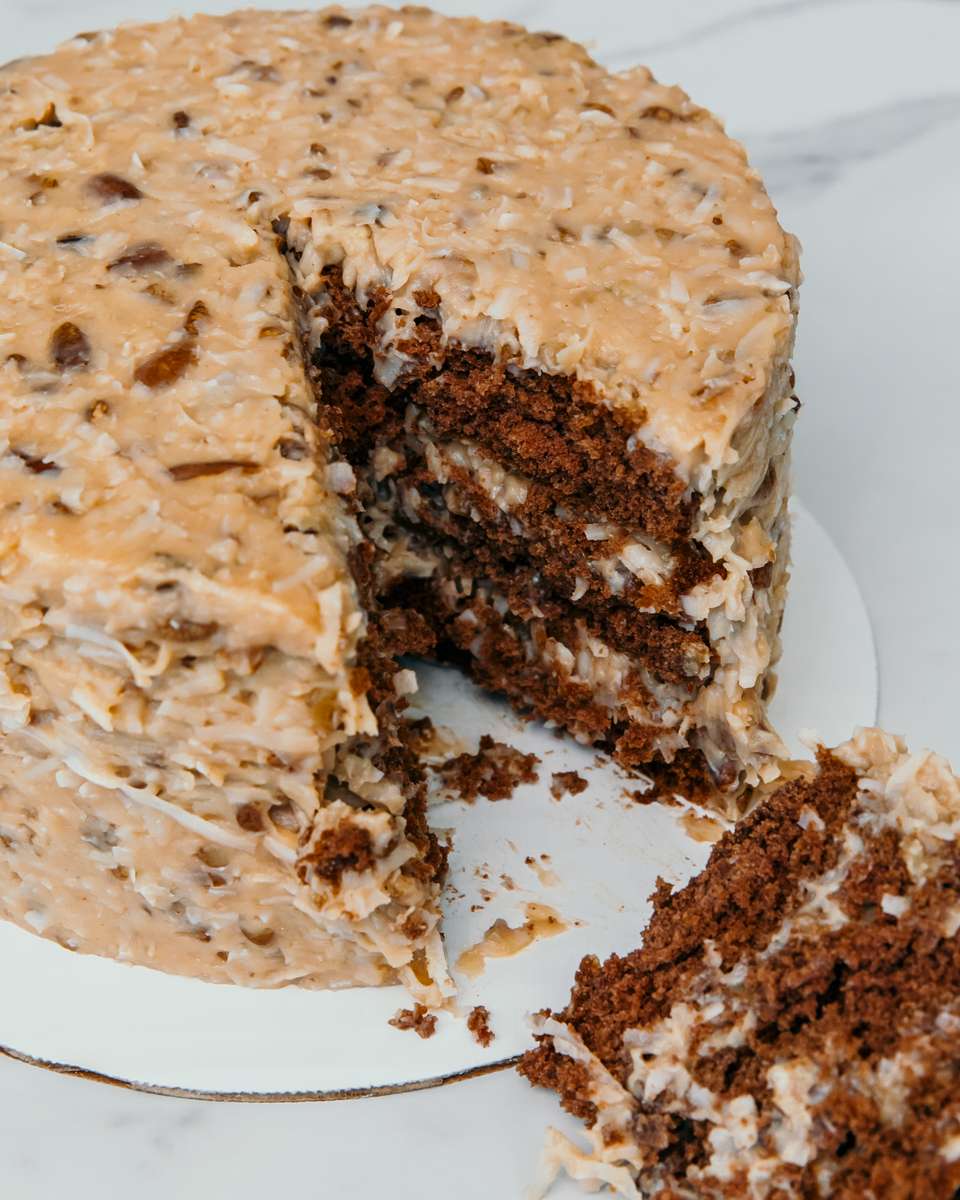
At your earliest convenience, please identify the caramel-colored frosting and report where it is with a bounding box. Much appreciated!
[1,5,797,485]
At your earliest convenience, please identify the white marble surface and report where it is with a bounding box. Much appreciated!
[1,0,959,1195]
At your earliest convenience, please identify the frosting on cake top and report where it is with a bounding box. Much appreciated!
[0,4,798,486]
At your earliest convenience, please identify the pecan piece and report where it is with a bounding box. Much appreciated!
[144,283,175,305]
[50,321,90,370]
[749,563,774,590]
[324,13,352,27]
[475,156,497,175]
[107,241,172,273]
[134,341,196,388]
[168,460,258,481]
[171,110,190,130]
[235,804,264,833]
[196,845,230,869]
[158,617,219,641]
[13,449,60,475]
[37,101,62,127]
[183,300,209,335]
[88,172,142,202]
[21,102,61,130]
[240,924,275,947]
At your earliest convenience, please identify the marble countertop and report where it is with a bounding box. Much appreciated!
[2,0,959,1195]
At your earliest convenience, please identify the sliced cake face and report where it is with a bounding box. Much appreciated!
[520,729,960,1198]
[0,6,795,990]
[269,5,799,803]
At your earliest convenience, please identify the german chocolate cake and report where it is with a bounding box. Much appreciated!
[0,7,797,993]
[521,729,960,1197]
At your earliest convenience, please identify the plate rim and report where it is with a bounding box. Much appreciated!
[0,1042,518,1103]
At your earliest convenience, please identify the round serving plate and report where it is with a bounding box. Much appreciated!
[0,502,876,1100]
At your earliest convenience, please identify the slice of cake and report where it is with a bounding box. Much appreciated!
[520,729,960,1197]
[0,6,796,989]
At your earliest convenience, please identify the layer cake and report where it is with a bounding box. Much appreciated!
[0,6,797,991]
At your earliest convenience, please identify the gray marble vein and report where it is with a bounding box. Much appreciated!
[748,93,960,200]
[618,0,955,60]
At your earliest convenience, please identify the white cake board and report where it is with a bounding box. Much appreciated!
[0,502,876,1099]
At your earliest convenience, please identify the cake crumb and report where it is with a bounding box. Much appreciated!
[436,735,540,802]
[388,1003,437,1039]
[550,770,588,800]
[467,1005,495,1047]
[624,786,681,807]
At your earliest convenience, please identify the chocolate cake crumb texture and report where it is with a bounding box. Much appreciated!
[467,1005,495,1048]
[550,771,589,800]
[520,729,960,1198]
[437,736,541,803]
[389,1003,438,1040]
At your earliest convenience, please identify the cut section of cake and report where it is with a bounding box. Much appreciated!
[0,6,797,989]
[520,729,960,1198]
[275,8,800,807]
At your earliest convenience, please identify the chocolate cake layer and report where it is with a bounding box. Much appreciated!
[520,730,960,1198]
[394,450,720,620]
[405,576,724,799]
